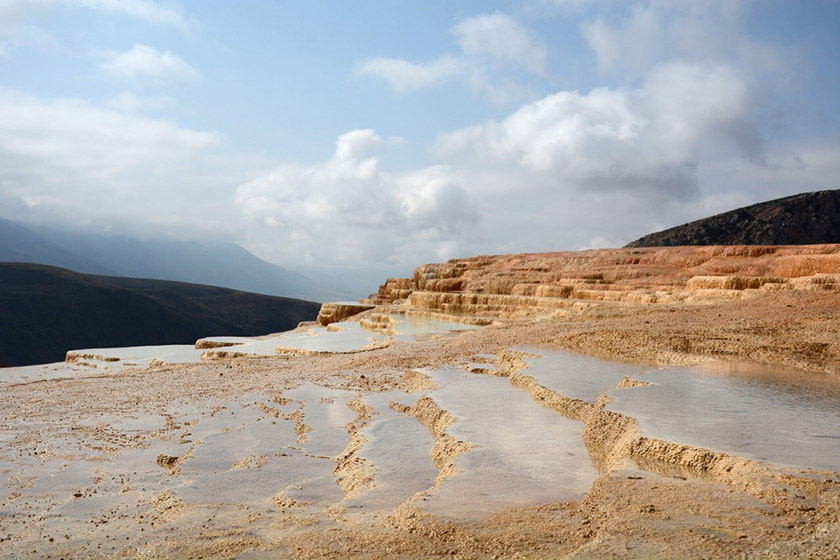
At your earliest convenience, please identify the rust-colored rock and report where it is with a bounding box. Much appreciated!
[402,245,840,318]
[315,301,375,326]
[371,277,416,303]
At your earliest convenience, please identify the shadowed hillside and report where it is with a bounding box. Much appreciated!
[0,263,320,367]
[626,190,840,247]
[0,218,355,302]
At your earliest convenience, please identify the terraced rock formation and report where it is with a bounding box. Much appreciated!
[368,244,840,318]
[1,244,839,559]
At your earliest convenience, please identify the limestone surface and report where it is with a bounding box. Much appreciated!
[2,245,839,559]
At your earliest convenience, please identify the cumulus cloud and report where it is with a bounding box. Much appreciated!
[437,87,640,172]
[436,60,761,202]
[582,5,660,74]
[0,88,220,212]
[354,55,462,95]
[235,130,481,264]
[410,1,830,253]
[581,1,789,79]
[354,2,792,256]
[2,0,824,265]
[101,43,199,82]
[642,63,761,161]
[451,12,547,74]
[355,11,546,98]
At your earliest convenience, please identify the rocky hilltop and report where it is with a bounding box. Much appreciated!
[625,189,840,247]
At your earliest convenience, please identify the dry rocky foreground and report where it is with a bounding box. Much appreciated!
[2,245,840,559]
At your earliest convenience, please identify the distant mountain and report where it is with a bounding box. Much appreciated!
[294,263,414,301]
[0,218,116,275]
[626,190,840,248]
[0,263,321,367]
[0,218,352,302]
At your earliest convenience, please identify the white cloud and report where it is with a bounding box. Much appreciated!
[451,12,547,74]
[354,54,462,94]
[101,43,199,82]
[0,1,55,56]
[437,87,639,172]
[700,141,840,197]
[0,0,51,29]
[410,1,826,253]
[580,1,789,80]
[2,0,826,266]
[105,91,174,113]
[355,11,546,98]
[1,2,190,61]
[0,88,220,206]
[0,22,54,57]
[235,129,481,264]
[1,0,187,32]
[77,0,187,29]
[642,62,761,162]
[581,5,660,74]
[436,60,765,206]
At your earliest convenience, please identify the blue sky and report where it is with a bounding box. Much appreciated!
[1,1,838,274]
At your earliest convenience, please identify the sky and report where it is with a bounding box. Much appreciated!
[1,0,838,276]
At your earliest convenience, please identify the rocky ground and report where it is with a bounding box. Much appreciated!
[1,246,839,559]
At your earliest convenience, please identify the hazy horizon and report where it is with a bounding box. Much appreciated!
[1,1,838,273]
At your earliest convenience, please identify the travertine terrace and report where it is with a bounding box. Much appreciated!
[375,244,840,313]
[2,245,839,559]
[370,245,840,374]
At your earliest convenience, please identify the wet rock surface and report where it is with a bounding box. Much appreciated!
[1,246,839,558]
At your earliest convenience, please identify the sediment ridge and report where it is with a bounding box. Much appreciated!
[2,244,839,558]
[489,353,834,516]
[368,245,840,318]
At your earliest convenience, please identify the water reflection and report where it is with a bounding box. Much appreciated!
[517,345,840,472]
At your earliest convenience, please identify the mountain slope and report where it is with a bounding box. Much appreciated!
[0,263,320,367]
[625,190,840,248]
[0,218,116,275]
[0,219,352,301]
[39,230,322,299]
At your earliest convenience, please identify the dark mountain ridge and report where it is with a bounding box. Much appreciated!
[0,218,353,301]
[626,190,840,248]
[0,263,320,367]
[0,218,116,275]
